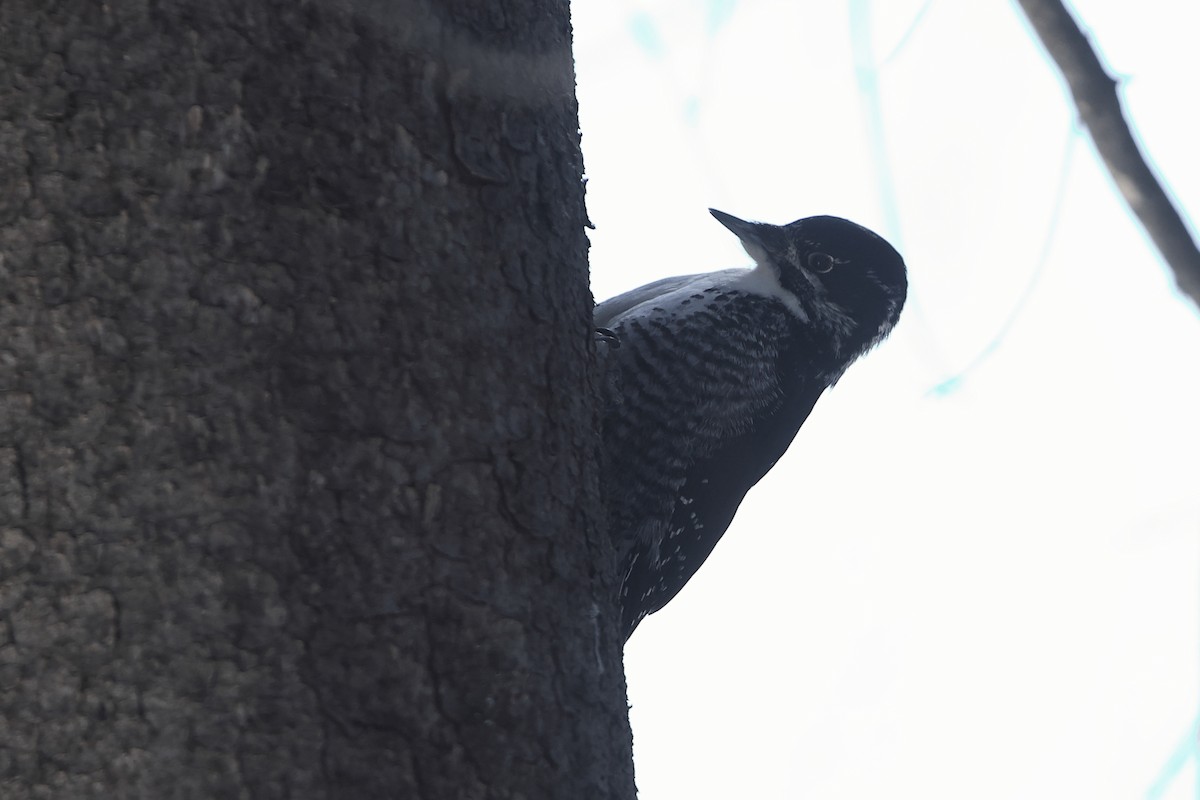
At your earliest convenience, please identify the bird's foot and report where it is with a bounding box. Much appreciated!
[594,327,621,349]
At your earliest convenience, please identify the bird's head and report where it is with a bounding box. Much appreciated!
[710,208,907,360]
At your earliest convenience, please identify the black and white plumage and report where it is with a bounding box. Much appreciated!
[596,209,907,641]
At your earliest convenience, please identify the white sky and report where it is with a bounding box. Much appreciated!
[573,1,1200,798]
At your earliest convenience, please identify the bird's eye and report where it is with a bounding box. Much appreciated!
[807,252,835,273]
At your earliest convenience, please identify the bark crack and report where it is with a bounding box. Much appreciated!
[13,443,29,521]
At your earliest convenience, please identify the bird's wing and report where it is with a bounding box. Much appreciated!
[594,270,753,328]
[594,273,706,328]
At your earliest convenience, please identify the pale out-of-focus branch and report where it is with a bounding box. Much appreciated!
[1015,0,1200,309]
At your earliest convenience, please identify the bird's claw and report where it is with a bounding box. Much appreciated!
[594,327,621,349]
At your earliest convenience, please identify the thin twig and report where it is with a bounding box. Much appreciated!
[1015,0,1200,309]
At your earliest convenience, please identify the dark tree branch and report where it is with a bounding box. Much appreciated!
[1016,0,1200,309]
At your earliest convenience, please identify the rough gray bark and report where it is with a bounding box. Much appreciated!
[0,1,634,798]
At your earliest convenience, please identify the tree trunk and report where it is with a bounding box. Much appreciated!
[0,1,634,797]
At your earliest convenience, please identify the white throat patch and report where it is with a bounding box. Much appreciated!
[726,242,809,323]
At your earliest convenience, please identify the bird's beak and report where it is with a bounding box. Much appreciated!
[709,208,761,247]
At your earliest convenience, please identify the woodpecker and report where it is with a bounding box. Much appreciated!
[596,209,907,641]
